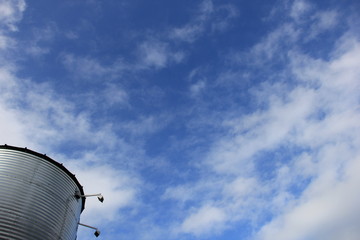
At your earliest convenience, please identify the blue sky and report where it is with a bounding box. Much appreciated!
[1,0,360,239]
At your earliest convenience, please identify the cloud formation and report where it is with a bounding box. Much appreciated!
[170,0,237,42]
[0,0,25,31]
[163,2,360,239]
[0,1,359,240]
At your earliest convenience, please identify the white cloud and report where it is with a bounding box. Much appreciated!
[171,24,204,43]
[247,23,299,63]
[167,23,360,240]
[136,39,184,69]
[64,31,79,40]
[0,11,173,238]
[210,5,238,33]
[61,53,125,80]
[0,96,28,146]
[303,10,339,41]
[246,1,339,64]
[169,0,237,42]
[0,33,14,50]
[0,64,133,153]
[290,0,312,22]
[170,0,214,43]
[0,0,25,51]
[257,154,360,240]
[103,83,129,106]
[288,0,339,39]
[162,185,195,203]
[1,1,359,240]
[190,80,206,96]
[23,23,58,56]
[199,0,214,16]
[314,10,338,30]
[180,205,226,236]
[223,177,258,199]
[121,114,170,137]
[0,42,142,240]
[66,162,139,224]
[137,40,168,68]
[0,0,26,31]
[0,67,31,146]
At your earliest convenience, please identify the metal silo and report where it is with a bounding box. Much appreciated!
[0,145,86,240]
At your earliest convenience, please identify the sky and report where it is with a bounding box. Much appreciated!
[0,0,360,239]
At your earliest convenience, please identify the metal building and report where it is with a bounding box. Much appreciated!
[0,145,86,240]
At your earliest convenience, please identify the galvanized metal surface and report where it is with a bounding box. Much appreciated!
[0,145,85,240]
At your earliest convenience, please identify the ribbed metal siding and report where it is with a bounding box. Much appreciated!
[0,146,84,240]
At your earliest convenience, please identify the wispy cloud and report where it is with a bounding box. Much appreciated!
[23,23,58,56]
[0,66,144,240]
[1,1,359,240]
[163,5,360,239]
[306,10,339,40]
[136,39,184,69]
[0,0,25,52]
[180,205,226,236]
[0,0,26,31]
[169,0,238,42]
[289,0,312,22]
[60,53,126,80]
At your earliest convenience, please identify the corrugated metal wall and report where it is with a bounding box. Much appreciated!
[0,145,85,240]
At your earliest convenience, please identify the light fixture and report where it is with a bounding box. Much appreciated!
[75,192,104,202]
[79,223,100,237]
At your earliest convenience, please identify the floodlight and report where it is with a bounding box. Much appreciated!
[97,195,104,202]
[75,192,104,203]
[79,223,101,237]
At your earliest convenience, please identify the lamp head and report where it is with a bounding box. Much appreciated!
[97,195,104,202]
[94,230,100,237]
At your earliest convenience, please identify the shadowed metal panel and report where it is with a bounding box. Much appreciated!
[0,145,85,240]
